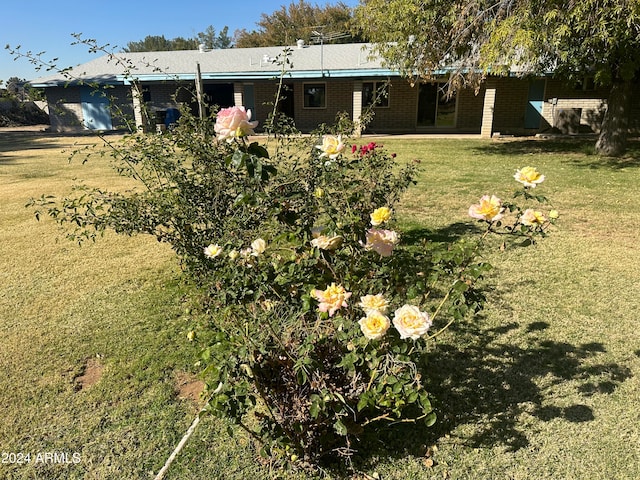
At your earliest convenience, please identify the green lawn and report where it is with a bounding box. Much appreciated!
[1,132,639,479]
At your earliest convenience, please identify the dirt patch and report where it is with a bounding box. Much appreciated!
[175,372,205,405]
[74,357,104,391]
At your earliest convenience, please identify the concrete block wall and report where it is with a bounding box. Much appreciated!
[542,79,608,133]
[46,87,84,132]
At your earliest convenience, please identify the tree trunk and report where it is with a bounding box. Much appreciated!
[595,79,632,157]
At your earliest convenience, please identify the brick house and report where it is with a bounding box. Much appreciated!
[30,42,616,137]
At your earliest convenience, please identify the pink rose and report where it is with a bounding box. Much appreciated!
[363,228,399,257]
[214,106,258,141]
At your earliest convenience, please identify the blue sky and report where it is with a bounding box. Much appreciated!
[2,0,360,84]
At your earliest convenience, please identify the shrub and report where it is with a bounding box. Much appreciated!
[30,98,556,471]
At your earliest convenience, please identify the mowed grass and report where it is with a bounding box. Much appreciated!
[1,131,639,479]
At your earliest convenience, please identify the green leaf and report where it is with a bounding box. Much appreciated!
[424,412,437,427]
[231,149,246,168]
[333,419,348,436]
[357,395,369,412]
[248,142,269,159]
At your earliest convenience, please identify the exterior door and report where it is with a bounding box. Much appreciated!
[417,83,456,128]
[80,87,113,131]
[525,80,546,129]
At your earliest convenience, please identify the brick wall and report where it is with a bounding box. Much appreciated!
[492,78,530,135]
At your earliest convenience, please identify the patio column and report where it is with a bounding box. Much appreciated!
[131,83,150,132]
[352,81,363,137]
[233,83,244,107]
[481,79,497,139]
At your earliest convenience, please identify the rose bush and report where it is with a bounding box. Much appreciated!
[30,97,555,470]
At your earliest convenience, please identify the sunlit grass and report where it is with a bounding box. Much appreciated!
[1,132,639,479]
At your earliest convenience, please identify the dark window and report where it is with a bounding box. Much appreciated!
[304,83,326,108]
[142,87,151,103]
[362,81,389,108]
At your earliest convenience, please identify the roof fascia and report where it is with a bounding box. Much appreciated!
[119,68,399,84]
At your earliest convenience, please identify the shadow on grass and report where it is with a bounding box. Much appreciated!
[0,132,65,163]
[473,137,640,170]
[402,222,485,245]
[345,317,632,473]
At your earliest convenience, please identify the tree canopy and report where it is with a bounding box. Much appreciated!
[234,0,363,48]
[124,26,234,52]
[355,0,640,155]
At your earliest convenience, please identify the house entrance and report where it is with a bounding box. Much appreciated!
[277,83,295,119]
[525,79,546,129]
[417,83,456,128]
[203,83,234,109]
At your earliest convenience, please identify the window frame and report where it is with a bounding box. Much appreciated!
[303,82,327,109]
[362,81,390,109]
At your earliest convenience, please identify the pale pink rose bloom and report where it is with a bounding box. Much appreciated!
[358,311,391,340]
[311,283,352,317]
[520,208,546,226]
[392,305,432,340]
[364,228,399,257]
[214,106,258,141]
[468,195,504,222]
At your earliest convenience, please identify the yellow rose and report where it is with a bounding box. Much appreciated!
[468,195,504,222]
[358,311,391,340]
[316,135,345,159]
[520,208,546,226]
[310,235,343,251]
[251,238,267,256]
[392,305,432,340]
[549,210,559,219]
[514,166,545,188]
[204,244,223,258]
[359,294,390,314]
[370,207,392,226]
[311,283,352,317]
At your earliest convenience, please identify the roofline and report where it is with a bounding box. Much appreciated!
[119,68,400,84]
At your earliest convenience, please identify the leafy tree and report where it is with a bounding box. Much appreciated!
[196,25,234,49]
[235,0,363,48]
[124,35,196,52]
[355,0,640,156]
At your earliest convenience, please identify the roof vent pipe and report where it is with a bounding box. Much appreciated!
[296,39,305,49]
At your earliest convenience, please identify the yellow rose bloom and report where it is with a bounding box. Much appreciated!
[251,238,267,256]
[549,209,559,219]
[310,235,343,251]
[393,304,432,340]
[514,166,545,188]
[359,294,390,314]
[358,311,391,340]
[468,195,504,222]
[520,208,546,226]
[204,244,223,258]
[311,283,352,317]
[370,206,392,226]
[316,135,345,159]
